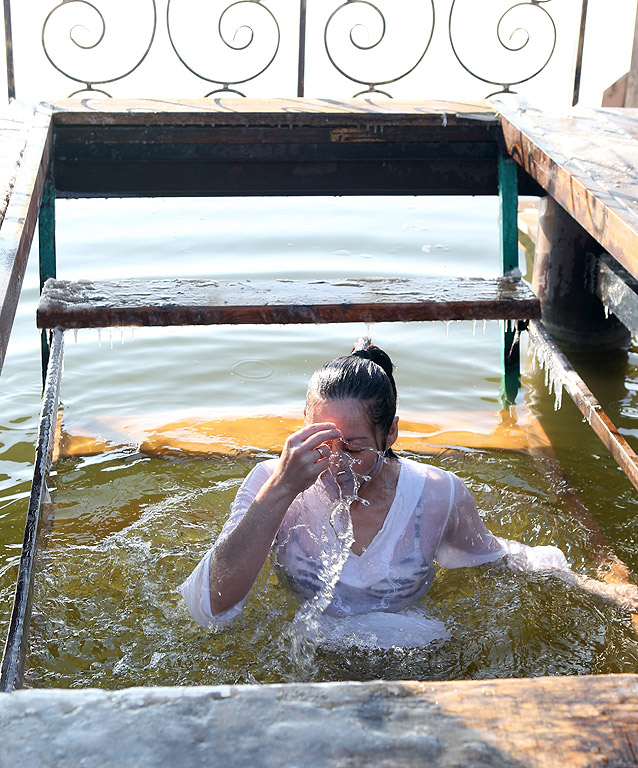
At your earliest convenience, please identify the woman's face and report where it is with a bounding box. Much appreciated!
[305,398,397,492]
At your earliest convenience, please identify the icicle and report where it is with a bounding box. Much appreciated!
[444,320,450,338]
[109,328,113,350]
[97,328,102,347]
[482,319,487,334]
[472,319,477,336]
[604,305,610,319]
[120,329,125,345]
[73,329,78,344]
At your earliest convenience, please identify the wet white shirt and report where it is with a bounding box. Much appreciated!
[179,457,569,638]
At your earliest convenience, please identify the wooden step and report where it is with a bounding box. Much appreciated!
[37,276,540,329]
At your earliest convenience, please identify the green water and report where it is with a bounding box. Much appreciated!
[1,195,638,687]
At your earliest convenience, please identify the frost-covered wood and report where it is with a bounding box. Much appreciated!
[37,276,540,329]
[0,676,637,767]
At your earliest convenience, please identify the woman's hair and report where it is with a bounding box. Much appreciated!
[306,337,398,455]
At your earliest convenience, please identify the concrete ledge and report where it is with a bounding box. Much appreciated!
[1,676,637,767]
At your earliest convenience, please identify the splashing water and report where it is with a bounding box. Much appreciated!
[282,445,384,679]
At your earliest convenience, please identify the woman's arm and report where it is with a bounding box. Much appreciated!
[438,473,638,613]
[191,421,342,620]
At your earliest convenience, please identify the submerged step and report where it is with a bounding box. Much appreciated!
[37,276,540,329]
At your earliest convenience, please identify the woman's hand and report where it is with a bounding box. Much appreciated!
[268,422,342,500]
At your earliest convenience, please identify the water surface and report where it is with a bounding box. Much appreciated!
[1,195,637,686]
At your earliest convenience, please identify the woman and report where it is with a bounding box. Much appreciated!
[180,339,638,647]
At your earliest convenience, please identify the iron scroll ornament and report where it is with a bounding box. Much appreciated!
[41,0,157,98]
[324,0,435,98]
[448,0,557,97]
[166,0,281,97]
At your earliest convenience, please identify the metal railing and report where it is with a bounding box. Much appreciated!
[3,0,586,102]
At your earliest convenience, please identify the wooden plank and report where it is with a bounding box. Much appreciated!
[0,106,53,373]
[597,252,638,333]
[37,276,540,329]
[495,97,638,281]
[49,98,499,128]
[49,98,508,199]
[0,106,32,225]
[0,676,637,767]
[528,319,638,491]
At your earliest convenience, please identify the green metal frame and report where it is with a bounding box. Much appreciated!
[39,175,56,383]
[498,153,520,406]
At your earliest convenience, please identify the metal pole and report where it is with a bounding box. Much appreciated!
[572,0,588,106]
[0,326,64,691]
[3,0,14,101]
[498,153,520,406]
[39,176,57,385]
[297,0,307,97]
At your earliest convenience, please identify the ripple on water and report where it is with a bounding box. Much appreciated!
[231,360,276,380]
[24,450,638,689]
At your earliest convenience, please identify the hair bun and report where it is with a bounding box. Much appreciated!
[351,337,397,399]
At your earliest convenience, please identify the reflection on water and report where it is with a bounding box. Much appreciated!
[27,448,638,689]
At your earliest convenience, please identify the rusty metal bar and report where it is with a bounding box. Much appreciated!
[572,0,588,106]
[0,326,64,691]
[528,319,638,492]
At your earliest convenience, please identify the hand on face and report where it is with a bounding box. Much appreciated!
[271,421,342,498]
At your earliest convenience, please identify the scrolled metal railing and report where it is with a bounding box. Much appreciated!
[166,0,281,97]
[448,0,557,98]
[323,0,435,98]
[41,0,157,98]
[3,0,586,102]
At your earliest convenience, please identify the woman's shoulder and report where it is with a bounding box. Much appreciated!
[398,456,452,482]
[397,457,462,500]
[236,457,278,492]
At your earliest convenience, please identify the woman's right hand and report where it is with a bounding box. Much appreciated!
[268,422,342,499]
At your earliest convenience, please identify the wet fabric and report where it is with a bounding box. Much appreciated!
[179,458,569,631]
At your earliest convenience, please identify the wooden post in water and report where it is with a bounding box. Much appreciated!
[532,196,629,348]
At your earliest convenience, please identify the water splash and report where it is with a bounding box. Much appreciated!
[282,445,384,679]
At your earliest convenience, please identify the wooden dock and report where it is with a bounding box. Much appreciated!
[2,97,638,765]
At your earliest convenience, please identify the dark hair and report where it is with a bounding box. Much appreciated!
[306,337,398,456]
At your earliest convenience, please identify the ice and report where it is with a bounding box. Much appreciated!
[532,333,565,411]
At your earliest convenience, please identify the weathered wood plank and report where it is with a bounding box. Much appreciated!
[37,276,540,329]
[528,319,638,491]
[0,105,33,226]
[0,106,53,373]
[495,97,638,281]
[48,98,517,198]
[0,676,637,768]
[49,98,499,127]
[597,252,638,334]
